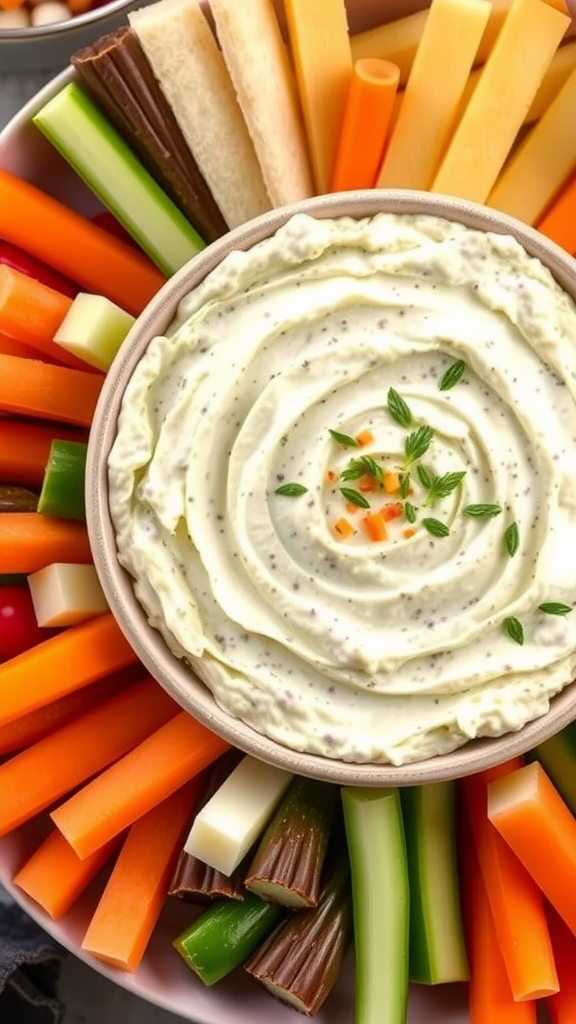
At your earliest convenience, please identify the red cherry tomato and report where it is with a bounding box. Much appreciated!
[0,586,57,662]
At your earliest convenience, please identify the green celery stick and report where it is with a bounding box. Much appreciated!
[38,439,87,522]
[32,82,205,276]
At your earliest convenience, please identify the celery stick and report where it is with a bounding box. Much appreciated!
[38,440,87,522]
[341,786,409,1024]
[401,782,469,984]
[32,83,205,276]
[535,724,576,816]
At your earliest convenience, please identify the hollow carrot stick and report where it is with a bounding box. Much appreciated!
[0,513,92,573]
[488,761,576,936]
[0,266,85,370]
[81,779,204,970]
[546,906,576,1024]
[462,765,558,1001]
[0,676,178,838]
[0,664,145,757]
[0,613,138,728]
[51,711,230,860]
[537,172,576,254]
[0,168,165,317]
[14,830,121,920]
[0,420,88,488]
[0,353,103,426]
[330,58,400,191]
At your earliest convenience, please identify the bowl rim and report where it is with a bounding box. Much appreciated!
[0,0,136,41]
[87,187,576,787]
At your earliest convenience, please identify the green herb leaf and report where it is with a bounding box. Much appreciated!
[329,429,360,448]
[275,483,308,497]
[504,522,519,557]
[341,455,384,484]
[422,517,450,538]
[416,464,433,490]
[439,359,466,391]
[462,503,502,518]
[423,471,467,507]
[504,616,524,645]
[405,501,417,524]
[340,487,371,509]
[399,472,411,499]
[387,387,412,428]
[538,602,573,616]
[403,425,434,468]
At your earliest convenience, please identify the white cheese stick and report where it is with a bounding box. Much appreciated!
[129,0,271,229]
[28,563,108,628]
[53,293,134,373]
[184,755,294,875]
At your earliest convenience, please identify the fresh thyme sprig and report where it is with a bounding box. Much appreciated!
[422,471,466,507]
[403,425,434,469]
[341,455,384,485]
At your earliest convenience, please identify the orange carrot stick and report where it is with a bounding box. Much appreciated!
[0,266,86,370]
[537,172,576,254]
[546,905,576,1024]
[488,761,576,936]
[0,676,178,838]
[51,711,230,859]
[14,830,121,920]
[0,353,103,426]
[0,613,138,728]
[0,0,27,10]
[330,58,400,192]
[0,169,165,317]
[0,333,45,362]
[0,664,145,757]
[0,512,92,573]
[462,764,558,1000]
[0,420,88,488]
[81,779,204,970]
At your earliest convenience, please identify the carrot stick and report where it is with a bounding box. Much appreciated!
[546,905,576,1024]
[0,512,92,573]
[0,353,103,426]
[0,420,88,488]
[488,761,576,936]
[0,0,27,10]
[51,711,230,859]
[0,168,165,317]
[14,830,121,920]
[462,764,558,1000]
[0,266,87,370]
[0,613,138,728]
[0,333,46,362]
[81,779,204,970]
[0,676,178,838]
[0,664,145,757]
[537,172,576,254]
[330,58,400,191]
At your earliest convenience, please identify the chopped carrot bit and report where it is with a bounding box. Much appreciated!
[355,429,374,447]
[403,527,417,538]
[345,502,360,516]
[358,474,377,493]
[384,470,400,494]
[381,502,403,522]
[325,468,338,483]
[333,517,355,539]
[363,512,388,542]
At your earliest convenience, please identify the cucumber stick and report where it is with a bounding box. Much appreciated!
[38,440,87,522]
[401,782,469,984]
[342,786,409,1024]
[32,83,205,276]
[534,724,576,815]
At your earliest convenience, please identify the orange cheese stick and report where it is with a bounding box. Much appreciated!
[0,676,178,838]
[0,613,138,728]
[0,168,165,317]
[546,906,576,1024]
[14,830,121,920]
[537,172,576,253]
[330,58,400,191]
[0,266,86,371]
[462,764,558,1000]
[0,664,145,757]
[81,779,204,970]
[0,420,89,488]
[51,711,230,859]
[0,512,92,573]
[0,353,103,426]
[488,761,576,936]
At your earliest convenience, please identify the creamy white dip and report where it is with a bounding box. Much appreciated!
[109,212,576,764]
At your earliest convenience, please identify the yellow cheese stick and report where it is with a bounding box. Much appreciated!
[487,65,576,223]
[284,0,352,195]
[377,0,491,191]
[431,0,570,204]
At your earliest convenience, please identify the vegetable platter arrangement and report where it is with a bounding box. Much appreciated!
[2,0,576,1022]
